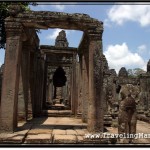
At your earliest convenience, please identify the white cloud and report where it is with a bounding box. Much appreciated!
[53,4,65,11]
[104,42,146,73]
[107,5,150,27]
[46,29,76,40]
[137,44,147,55]
[46,29,62,40]
[104,19,112,28]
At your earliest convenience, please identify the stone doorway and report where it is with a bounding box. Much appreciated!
[45,66,71,111]
[0,6,104,133]
[53,66,67,100]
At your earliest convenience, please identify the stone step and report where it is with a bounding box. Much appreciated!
[42,110,73,117]
[49,104,66,110]
[31,117,87,130]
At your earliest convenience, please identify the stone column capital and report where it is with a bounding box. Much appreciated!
[87,26,103,41]
[5,21,23,37]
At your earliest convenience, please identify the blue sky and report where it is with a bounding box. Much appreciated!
[1,2,150,73]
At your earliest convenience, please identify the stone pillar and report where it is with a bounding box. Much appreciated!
[87,33,104,133]
[49,74,53,104]
[77,55,82,115]
[18,43,30,121]
[29,52,35,118]
[18,72,26,121]
[82,54,89,122]
[0,64,4,103]
[0,22,23,132]
[72,53,78,116]
[42,61,47,109]
[33,52,45,117]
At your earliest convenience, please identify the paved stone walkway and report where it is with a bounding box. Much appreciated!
[0,118,149,145]
[0,117,96,144]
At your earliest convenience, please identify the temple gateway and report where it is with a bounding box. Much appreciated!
[0,5,104,133]
[0,4,150,144]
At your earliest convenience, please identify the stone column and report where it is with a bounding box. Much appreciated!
[33,52,45,117]
[77,55,82,115]
[82,53,89,122]
[29,52,35,118]
[0,22,23,132]
[87,32,104,133]
[72,53,77,115]
[18,43,30,121]
[42,61,47,109]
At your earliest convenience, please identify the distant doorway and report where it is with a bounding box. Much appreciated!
[53,66,67,102]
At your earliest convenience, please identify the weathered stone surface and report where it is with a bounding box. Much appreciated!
[8,4,25,17]
[12,11,103,32]
[66,129,77,135]
[53,134,76,144]
[0,23,23,132]
[0,133,25,144]
[88,39,104,132]
[55,30,68,47]
[0,64,4,102]
[147,59,150,73]
[77,136,84,143]
[118,84,138,143]
[118,67,128,77]
[25,134,52,143]
[75,129,87,136]
[52,129,66,135]
[28,129,52,135]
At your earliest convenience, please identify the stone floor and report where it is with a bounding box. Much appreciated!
[0,117,107,144]
[0,117,150,145]
[106,120,150,144]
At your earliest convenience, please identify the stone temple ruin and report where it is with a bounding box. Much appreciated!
[0,4,104,135]
[0,5,150,144]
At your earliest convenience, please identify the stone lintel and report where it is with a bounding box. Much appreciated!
[6,11,103,32]
[40,45,77,51]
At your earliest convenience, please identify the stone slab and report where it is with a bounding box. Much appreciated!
[28,129,52,135]
[66,129,77,135]
[25,134,52,144]
[52,129,66,135]
[75,129,87,136]
[77,136,84,143]
[0,134,25,144]
[53,134,77,144]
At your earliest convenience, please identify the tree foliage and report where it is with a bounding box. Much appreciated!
[0,2,37,49]
[128,68,146,77]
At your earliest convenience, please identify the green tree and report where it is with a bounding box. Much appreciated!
[0,2,37,49]
[128,68,146,77]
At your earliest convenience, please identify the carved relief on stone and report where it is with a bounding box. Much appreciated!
[47,54,73,63]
